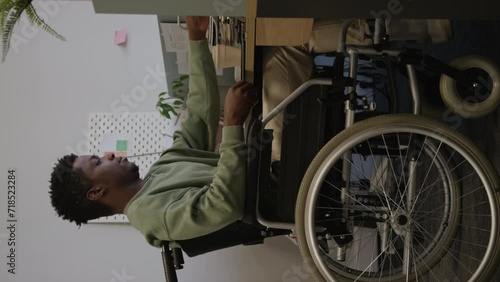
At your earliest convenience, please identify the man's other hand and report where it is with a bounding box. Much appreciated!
[186,16,209,41]
[224,81,258,126]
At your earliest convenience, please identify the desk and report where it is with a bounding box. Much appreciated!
[93,0,497,19]
[256,0,499,19]
[245,0,313,82]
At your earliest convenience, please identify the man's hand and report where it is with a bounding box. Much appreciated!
[186,16,209,41]
[224,81,258,126]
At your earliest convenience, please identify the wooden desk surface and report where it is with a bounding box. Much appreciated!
[245,0,258,82]
[245,0,313,82]
[256,18,313,46]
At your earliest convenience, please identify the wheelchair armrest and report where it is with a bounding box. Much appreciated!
[175,221,265,257]
[243,118,273,225]
[242,119,262,225]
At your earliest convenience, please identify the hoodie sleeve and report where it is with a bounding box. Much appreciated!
[170,40,220,152]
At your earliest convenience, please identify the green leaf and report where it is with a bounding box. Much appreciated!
[156,104,163,112]
[0,10,8,33]
[163,103,174,111]
[179,75,189,81]
[172,83,183,89]
[1,1,66,61]
[0,0,17,12]
[2,0,31,62]
[24,4,65,41]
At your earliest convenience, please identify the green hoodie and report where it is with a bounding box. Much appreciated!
[124,40,246,247]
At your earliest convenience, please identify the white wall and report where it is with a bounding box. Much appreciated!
[0,2,311,282]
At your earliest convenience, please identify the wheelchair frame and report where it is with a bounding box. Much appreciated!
[161,19,500,282]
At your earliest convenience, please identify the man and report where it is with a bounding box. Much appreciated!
[50,16,450,247]
[49,16,257,247]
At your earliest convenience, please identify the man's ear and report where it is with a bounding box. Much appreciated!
[86,185,105,201]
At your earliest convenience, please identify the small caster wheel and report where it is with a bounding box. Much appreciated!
[440,55,500,118]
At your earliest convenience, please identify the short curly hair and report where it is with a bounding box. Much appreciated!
[49,154,113,226]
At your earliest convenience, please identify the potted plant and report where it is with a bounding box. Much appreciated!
[1,0,65,61]
[156,74,189,120]
[156,74,225,152]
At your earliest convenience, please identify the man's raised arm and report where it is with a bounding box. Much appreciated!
[171,16,220,152]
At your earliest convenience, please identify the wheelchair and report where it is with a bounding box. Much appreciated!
[162,19,500,282]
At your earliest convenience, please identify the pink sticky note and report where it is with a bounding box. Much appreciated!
[114,29,128,45]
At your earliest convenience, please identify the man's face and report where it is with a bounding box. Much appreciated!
[73,154,140,191]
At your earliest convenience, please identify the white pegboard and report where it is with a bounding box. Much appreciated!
[86,112,186,223]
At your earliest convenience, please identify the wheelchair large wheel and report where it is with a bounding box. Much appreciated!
[440,55,500,118]
[295,114,500,282]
